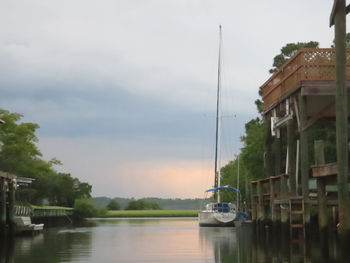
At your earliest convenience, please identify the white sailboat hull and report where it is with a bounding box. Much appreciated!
[198,210,237,227]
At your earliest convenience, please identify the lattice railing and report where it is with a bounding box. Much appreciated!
[262,48,350,111]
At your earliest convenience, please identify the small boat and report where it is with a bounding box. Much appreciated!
[199,187,240,226]
[198,26,241,227]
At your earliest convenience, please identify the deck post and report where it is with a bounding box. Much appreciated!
[299,94,310,231]
[280,174,289,239]
[257,181,264,230]
[0,179,6,234]
[333,0,350,242]
[251,182,257,222]
[315,140,329,256]
[7,180,15,233]
[273,137,281,177]
[245,177,250,213]
[265,116,273,178]
[287,119,297,195]
[270,178,275,223]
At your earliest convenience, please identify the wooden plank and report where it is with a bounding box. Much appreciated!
[264,80,350,115]
[312,163,338,177]
[301,82,350,96]
[287,119,297,194]
[263,65,303,98]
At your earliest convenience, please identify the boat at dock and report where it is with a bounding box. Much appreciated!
[199,187,239,226]
[198,26,242,227]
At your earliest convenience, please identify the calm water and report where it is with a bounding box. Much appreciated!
[0,218,346,262]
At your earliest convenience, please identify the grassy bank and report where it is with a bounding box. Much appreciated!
[98,209,198,218]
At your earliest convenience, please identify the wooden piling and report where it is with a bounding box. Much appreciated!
[265,116,273,178]
[7,181,15,233]
[287,119,297,195]
[269,177,276,223]
[280,174,289,239]
[333,0,350,241]
[0,179,6,234]
[251,182,257,222]
[257,181,264,226]
[315,140,329,256]
[273,137,281,177]
[299,94,310,229]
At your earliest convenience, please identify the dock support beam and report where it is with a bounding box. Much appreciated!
[0,179,6,234]
[7,181,15,233]
[273,137,281,177]
[314,140,329,257]
[299,94,310,233]
[334,0,350,242]
[265,117,273,178]
[287,119,297,195]
[257,181,264,230]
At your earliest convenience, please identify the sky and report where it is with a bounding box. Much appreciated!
[0,1,345,199]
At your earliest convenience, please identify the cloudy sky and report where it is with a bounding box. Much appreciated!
[0,1,344,198]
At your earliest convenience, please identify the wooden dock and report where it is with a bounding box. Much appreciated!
[0,171,16,234]
[253,45,350,242]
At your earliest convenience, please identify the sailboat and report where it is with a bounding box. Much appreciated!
[198,25,240,227]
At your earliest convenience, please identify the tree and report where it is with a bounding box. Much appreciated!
[0,108,92,206]
[0,109,43,176]
[240,118,266,180]
[73,198,97,219]
[107,200,120,210]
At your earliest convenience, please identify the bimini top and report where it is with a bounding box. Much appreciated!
[205,186,240,193]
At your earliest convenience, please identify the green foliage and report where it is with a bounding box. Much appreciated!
[96,207,107,217]
[125,199,162,210]
[0,108,92,206]
[219,118,265,204]
[93,197,203,210]
[220,159,248,202]
[103,210,197,218]
[73,198,97,219]
[269,41,319,73]
[107,200,120,210]
[240,118,266,180]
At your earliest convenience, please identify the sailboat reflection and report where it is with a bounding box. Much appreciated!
[199,226,240,263]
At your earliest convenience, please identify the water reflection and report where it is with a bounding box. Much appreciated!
[10,227,92,263]
[1,219,347,263]
[199,223,344,263]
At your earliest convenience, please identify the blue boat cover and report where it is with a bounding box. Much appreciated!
[239,211,249,219]
[205,186,240,193]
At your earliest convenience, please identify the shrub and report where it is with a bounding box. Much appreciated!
[107,200,120,210]
[73,198,97,219]
[125,199,161,210]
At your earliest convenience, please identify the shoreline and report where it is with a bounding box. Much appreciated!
[95,209,198,218]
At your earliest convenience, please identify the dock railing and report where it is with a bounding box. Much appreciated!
[262,48,350,111]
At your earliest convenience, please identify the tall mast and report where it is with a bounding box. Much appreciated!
[214,25,222,202]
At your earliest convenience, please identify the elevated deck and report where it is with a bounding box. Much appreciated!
[262,48,350,113]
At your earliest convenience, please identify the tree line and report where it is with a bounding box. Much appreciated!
[0,108,92,207]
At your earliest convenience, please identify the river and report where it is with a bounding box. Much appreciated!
[0,218,345,262]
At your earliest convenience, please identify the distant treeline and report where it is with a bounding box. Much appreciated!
[93,197,203,210]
